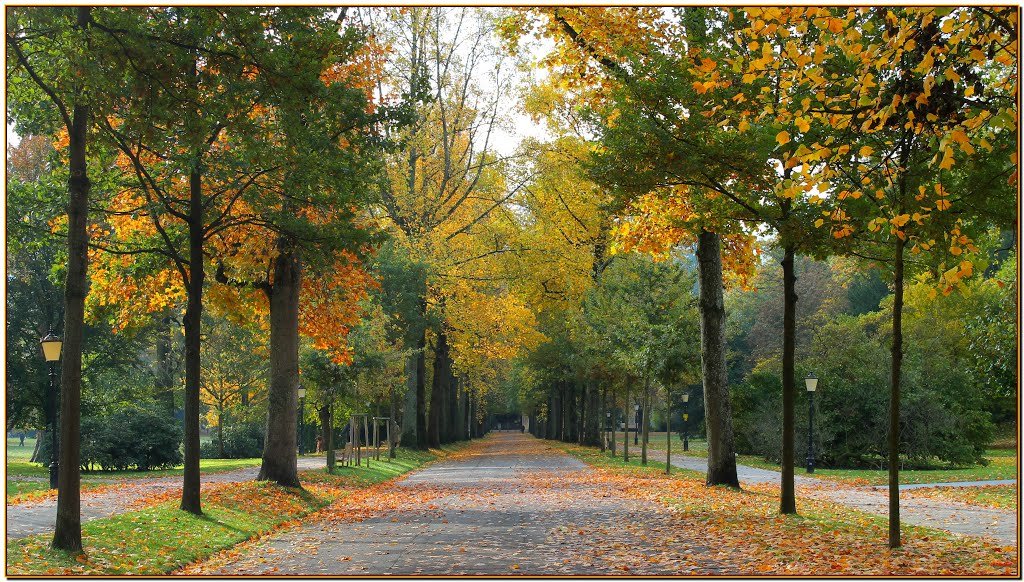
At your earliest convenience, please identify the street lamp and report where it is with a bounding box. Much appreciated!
[805,373,818,473]
[40,331,62,490]
[297,386,306,455]
[634,404,641,445]
[682,392,690,452]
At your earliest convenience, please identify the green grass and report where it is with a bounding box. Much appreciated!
[7,455,264,481]
[6,445,446,576]
[640,432,1018,486]
[7,480,50,497]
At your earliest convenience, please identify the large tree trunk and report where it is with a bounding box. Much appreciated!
[888,234,905,548]
[402,352,418,446]
[780,244,798,513]
[427,327,450,448]
[696,230,739,488]
[257,239,301,487]
[180,168,205,514]
[53,25,90,546]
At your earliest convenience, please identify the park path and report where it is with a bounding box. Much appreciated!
[648,449,1018,545]
[5,457,326,540]
[181,432,735,576]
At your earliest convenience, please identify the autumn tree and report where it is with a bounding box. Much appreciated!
[368,7,531,448]
[728,6,1016,546]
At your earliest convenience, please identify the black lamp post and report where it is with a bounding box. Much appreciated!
[805,373,818,473]
[682,392,690,452]
[634,404,641,445]
[40,331,63,490]
[297,386,306,455]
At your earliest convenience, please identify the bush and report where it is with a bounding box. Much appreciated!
[80,406,182,471]
[731,312,992,469]
[200,421,264,459]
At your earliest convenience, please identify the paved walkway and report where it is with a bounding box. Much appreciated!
[650,449,1018,545]
[183,433,735,576]
[5,457,326,540]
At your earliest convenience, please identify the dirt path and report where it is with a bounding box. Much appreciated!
[182,433,734,576]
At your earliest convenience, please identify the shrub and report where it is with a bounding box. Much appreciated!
[731,312,992,469]
[200,421,264,459]
[80,406,182,471]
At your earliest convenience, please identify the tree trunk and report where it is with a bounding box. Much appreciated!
[641,376,650,465]
[325,401,335,473]
[414,315,428,449]
[427,327,450,448]
[696,230,740,488]
[155,314,175,412]
[53,26,90,545]
[665,386,672,475]
[402,352,418,446]
[318,403,330,453]
[623,382,630,463]
[179,167,204,514]
[446,370,460,443]
[780,244,798,513]
[217,410,225,458]
[257,239,301,488]
[889,234,905,548]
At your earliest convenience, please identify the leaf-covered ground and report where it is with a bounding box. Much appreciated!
[174,434,1017,577]
[903,484,1018,510]
[5,446,446,576]
[556,442,1019,576]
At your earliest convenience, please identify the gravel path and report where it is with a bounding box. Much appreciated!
[186,433,734,576]
[650,449,1018,544]
[5,457,327,540]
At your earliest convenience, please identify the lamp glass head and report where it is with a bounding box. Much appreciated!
[805,373,818,392]
[40,332,62,362]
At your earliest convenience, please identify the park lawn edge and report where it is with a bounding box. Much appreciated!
[5,443,464,577]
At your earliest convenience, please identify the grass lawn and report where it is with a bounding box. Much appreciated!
[557,440,1017,576]
[640,432,1018,486]
[6,444,455,576]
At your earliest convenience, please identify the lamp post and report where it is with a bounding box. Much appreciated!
[40,331,63,490]
[682,392,690,452]
[805,373,818,473]
[634,403,641,445]
[297,386,306,456]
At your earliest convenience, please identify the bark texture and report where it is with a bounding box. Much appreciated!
[696,230,740,488]
[780,245,798,513]
[180,167,205,514]
[257,240,301,487]
[889,234,905,548]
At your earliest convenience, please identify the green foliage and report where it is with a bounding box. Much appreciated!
[80,406,183,471]
[199,422,264,460]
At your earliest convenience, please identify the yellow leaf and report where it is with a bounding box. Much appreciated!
[814,218,825,228]
[776,131,791,146]
[891,214,911,227]
[939,147,955,170]
[935,199,951,211]
[859,145,874,157]
[950,245,962,256]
